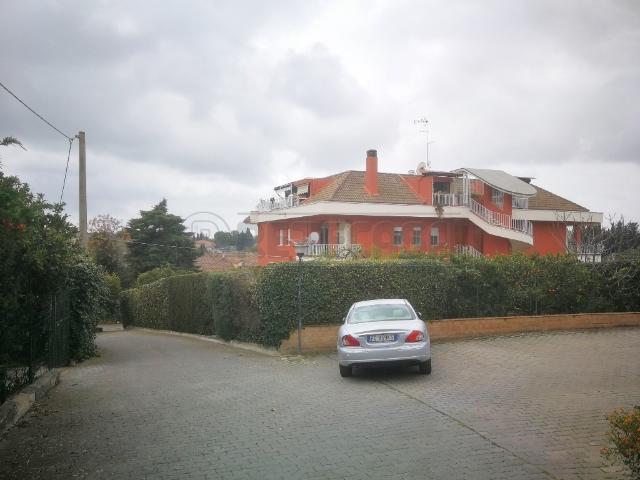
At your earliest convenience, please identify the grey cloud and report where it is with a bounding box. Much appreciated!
[1,0,639,225]
[271,44,367,118]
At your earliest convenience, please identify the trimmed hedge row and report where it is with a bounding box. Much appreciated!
[120,271,260,342]
[121,255,640,348]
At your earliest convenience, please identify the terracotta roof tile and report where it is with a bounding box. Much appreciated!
[305,171,422,205]
[195,252,258,272]
[529,184,588,211]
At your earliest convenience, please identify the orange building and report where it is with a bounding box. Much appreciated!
[250,150,602,265]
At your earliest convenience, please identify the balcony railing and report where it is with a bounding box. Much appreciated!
[432,192,463,206]
[469,198,511,229]
[255,195,299,212]
[307,243,362,257]
[511,218,534,236]
[455,244,483,257]
[431,193,533,238]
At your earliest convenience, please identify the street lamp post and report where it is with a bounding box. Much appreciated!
[294,242,307,355]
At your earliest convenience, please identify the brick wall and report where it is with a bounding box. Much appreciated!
[279,312,640,354]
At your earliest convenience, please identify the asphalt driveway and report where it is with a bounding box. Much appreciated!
[0,326,638,479]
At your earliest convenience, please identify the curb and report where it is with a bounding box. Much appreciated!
[0,370,60,435]
[131,328,280,357]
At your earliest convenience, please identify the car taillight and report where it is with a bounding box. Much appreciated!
[342,334,361,347]
[405,330,425,343]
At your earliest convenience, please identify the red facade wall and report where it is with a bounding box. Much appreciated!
[257,216,518,264]
[400,175,433,203]
[525,222,567,255]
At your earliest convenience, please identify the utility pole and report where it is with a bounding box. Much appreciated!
[78,131,88,249]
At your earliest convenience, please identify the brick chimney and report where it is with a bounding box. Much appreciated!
[365,149,379,196]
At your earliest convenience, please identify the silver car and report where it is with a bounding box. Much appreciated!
[337,299,431,377]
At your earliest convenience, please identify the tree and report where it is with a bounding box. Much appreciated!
[581,217,640,260]
[88,214,133,286]
[126,199,196,276]
[213,229,255,251]
[88,214,132,285]
[1,166,108,376]
[1,136,26,150]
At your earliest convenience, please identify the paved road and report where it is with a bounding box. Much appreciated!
[1,327,638,480]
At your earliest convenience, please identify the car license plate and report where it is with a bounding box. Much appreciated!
[367,334,396,343]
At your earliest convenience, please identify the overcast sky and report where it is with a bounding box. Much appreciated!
[1,0,639,233]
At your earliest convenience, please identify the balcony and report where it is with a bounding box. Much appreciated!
[255,195,299,212]
[432,192,533,239]
[576,244,603,263]
[306,243,362,258]
[432,192,463,206]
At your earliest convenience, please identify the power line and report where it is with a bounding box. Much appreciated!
[59,137,74,204]
[0,80,74,141]
[122,239,199,250]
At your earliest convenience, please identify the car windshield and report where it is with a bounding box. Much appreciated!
[348,304,415,324]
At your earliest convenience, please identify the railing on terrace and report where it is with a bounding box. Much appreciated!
[307,243,362,257]
[432,193,533,238]
[432,192,463,206]
[455,244,483,258]
[469,198,511,229]
[511,218,534,236]
[577,244,604,255]
[575,244,604,263]
[255,195,299,212]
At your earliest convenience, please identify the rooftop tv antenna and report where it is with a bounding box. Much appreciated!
[413,117,434,169]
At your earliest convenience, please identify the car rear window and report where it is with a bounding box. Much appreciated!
[349,304,415,323]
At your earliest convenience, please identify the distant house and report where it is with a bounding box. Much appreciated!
[195,239,216,253]
[249,149,602,265]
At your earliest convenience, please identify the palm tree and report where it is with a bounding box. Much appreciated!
[1,136,26,149]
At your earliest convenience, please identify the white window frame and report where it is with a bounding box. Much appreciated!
[430,226,439,246]
[491,188,504,209]
[512,196,528,209]
[278,228,285,246]
[412,227,422,246]
[393,227,403,246]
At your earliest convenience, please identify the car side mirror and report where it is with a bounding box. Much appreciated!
[342,316,347,323]
[417,311,423,318]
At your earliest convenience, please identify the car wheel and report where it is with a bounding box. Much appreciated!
[339,364,352,377]
[418,359,432,375]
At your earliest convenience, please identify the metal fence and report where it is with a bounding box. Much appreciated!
[0,292,69,404]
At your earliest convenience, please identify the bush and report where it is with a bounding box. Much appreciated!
[103,273,122,322]
[66,258,109,360]
[166,273,213,334]
[134,265,193,288]
[211,271,259,341]
[120,270,260,341]
[1,167,108,372]
[119,289,139,329]
[602,406,640,479]
[120,254,640,349]
[252,259,454,346]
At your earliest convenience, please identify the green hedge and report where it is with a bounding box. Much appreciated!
[252,255,640,346]
[120,271,260,341]
[167,273,213,335]
[121,255,640,348]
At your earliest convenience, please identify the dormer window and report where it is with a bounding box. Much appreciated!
[512,196,528,209]
[491,188,504,209]
[296,183,310,198]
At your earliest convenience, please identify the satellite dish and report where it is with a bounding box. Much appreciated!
[416,162,428,175]
[309,232,320,244]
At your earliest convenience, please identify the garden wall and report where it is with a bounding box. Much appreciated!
[279,312,640,353]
